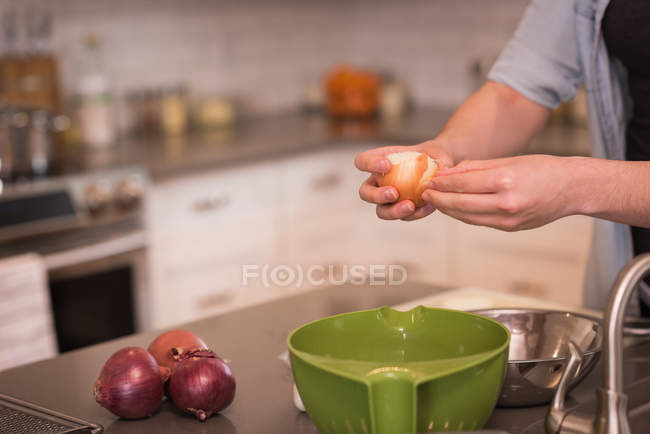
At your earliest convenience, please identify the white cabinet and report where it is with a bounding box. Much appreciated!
[277,146,454,291]
[147,162,280,328]
[356,212,455,287]
[146,144,595,327]
[452,215,593,306]
[279,148,365,267]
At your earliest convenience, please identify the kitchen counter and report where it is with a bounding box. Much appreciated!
[0,283,435,433]
[3,283,643,434]
[51,109,592,181]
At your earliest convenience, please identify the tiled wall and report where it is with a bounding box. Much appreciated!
[0,0,528,114]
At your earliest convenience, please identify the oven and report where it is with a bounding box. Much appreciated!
[0,167,151,353]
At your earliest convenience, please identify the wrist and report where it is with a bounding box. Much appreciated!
[564,156,603,217]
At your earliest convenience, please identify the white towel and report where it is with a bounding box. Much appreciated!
[0,253,57,371]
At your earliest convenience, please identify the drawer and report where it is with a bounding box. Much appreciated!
[149,213,276,270]
[281,148,365,213]
[148,162,278,237]
[356,211,453,286]
[151,254,270,326]
[455,250,587,306]
[456,215,593,259]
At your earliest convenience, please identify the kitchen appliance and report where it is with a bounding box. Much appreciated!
[288,305,510,434]
[0,106,69,184]
[472,309,602,407]
[0,393,102,433]
[0,166,149,353]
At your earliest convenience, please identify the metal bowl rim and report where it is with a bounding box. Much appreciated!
[470,307,602,364]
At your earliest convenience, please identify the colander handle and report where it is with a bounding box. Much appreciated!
[369,370,416,434]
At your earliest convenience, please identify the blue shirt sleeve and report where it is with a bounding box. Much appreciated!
[487,0,585,109]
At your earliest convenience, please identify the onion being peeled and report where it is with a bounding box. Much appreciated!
[169,349,236,422]
[93,347,164,419]
[377,151,437,207]
[148,329,208,374]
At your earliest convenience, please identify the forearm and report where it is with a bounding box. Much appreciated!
[433,81,551,163]
[572,157,650,228]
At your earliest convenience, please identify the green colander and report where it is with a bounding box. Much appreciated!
[288,305,510,434]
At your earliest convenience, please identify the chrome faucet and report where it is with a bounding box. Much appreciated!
[545,253,650,434]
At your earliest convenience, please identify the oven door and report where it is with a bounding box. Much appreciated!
[45,231,150,352]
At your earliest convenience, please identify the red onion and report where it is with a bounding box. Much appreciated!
[93,347,164,419]
[169,350,236,421]
[148,330,207,374]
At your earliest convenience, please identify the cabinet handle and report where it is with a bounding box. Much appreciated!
[310,172,342,191]
[192,195,229,213]
[506,280,547,298]
[196,291,234,310]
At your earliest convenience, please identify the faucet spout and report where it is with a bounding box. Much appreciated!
[596,253,650,434]
[601,253,650,394]
[546,253,650,434]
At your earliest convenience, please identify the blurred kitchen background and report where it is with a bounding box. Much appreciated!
[0,0,593,371]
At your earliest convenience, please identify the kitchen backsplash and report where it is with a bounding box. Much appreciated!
[0,0,527,115]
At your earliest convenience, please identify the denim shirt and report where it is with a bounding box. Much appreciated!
[487,0,640,313]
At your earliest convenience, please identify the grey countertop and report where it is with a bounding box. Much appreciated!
[51,109,592,181]
[1,283,647,434]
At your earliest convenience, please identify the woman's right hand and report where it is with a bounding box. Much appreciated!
[354,141,454,221]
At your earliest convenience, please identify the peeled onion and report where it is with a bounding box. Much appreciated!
[169,349,236,422]
[377,151,438,207]
[148,329,208,374]
[93,347,164,419]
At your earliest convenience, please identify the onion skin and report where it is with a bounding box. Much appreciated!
[377,151,437,207]
[148,330,208,374]
[169,350,236,422]
[93,347,164,419]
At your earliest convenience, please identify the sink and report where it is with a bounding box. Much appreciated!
[516,338,650,434]
[626,376,650,433]
[521,376,650,434]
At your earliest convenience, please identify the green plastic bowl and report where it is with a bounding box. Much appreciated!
[288,306,510,434]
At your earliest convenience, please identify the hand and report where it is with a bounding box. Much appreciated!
[354,141,454,221]
[422,154,577,231]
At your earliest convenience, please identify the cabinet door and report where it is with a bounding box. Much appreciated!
[152,252,273,327]
[148,163,278,241]
[453,216,593,306]
[278,145,452,290]
[147,163,280,327]
[354,210,454,287]
[280,148,363,262]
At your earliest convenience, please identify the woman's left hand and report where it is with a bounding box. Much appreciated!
[422,154,579,231]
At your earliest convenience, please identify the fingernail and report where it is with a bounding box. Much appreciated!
[401,202,415,213]
[377,159,390,173]
[384,189,398,201]
[420,204,433,213]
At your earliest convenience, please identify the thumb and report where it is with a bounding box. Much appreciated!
[417,146,453,170]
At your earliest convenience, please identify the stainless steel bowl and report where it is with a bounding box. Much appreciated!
[472,308,602,407]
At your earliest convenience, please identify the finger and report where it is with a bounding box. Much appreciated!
[436,159,503,176]
[401,203,435,221]
[354,145,413,173]
[412,141,454,168]
[354,150,391,174]
[359,177,399,204]
[422,190,501,214]
[433,154,453,170]
[376,200,416,220]
[428,169,500,194]
[437,208,520,232]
